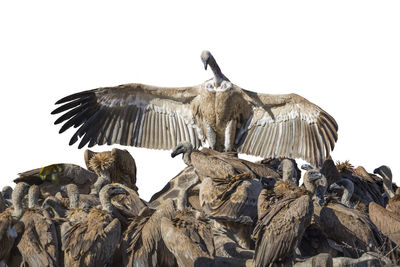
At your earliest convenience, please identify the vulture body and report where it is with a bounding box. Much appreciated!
[122,199,177,267]
[160,209,215,267]
[315,196,382,257]
[62,184,127,267]
[253,181,314,267]
[369,202,400,245]
[52,51,338,166]
[84,148,138,192]
[0,183,29,266]
[171,142,280,180]
[14,163,97,196]
[18,185,59,267]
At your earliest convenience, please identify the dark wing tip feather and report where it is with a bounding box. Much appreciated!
[54,89,96,105]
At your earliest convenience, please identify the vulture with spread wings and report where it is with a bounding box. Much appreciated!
[52,51,338,166]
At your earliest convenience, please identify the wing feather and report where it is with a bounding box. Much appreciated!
[238,92,338,166]
[52,83,204,150]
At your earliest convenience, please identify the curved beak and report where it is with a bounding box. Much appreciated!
[329,183,340,191]
[113,187,128,196]
[171,145,184,158]
[373,168,380,175]
[203,59,209,70]
[301,164,314,171]
[307,171,322,181]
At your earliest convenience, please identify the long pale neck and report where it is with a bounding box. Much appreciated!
[382,172,395,198]
[67,184,80,209]
[28,185,39,208]
[91,172,111,195]
[183,151,192,166]
[208,55,226,87]
[99,189,113,213]
[341,189,352,207]
[303,173,315,194]
[12,185,27,219]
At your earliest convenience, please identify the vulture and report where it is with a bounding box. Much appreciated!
[122,199,177,267]
[171,142,280,180]
[373,165,400,214]
[329,178,354,208]
[199,172,262,249]
[369,202,400,246]
[1,186,12,200]
[314,180,383,258]
[0,182,29,266]
[14,163,97,195]
[84,148,138,192]
[62,184,127,267]
[252,180,314,267]
[17,185,59,267]
[160,208,215,267]
[52,50,338,167]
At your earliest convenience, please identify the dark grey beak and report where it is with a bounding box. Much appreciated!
[171,145,184,158]
[307,171,322,181]
[301,164,314,171]
[112,187,128,196]
[373,168,380,174]
[203,59,209,70]
[329,183,341,191]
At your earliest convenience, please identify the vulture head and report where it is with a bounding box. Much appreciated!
[302,167,326,206]
[200,50,230,89]
[171,142,193,165]
[374,165,394,198]
[99,184,128,213]
[373,165,392,181]
[260,177,277,190]
[329,178,354,208]
[2,186,13,199]
[12,182,30,219]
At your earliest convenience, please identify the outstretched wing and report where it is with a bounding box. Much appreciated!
[52,83,204,149]
[237,91,338,167]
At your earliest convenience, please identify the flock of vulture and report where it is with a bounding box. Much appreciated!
[0,51,398,266]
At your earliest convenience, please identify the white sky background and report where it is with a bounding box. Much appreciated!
[0,1,399,201]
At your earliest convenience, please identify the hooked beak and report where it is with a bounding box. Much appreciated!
[203,59,209,70]
[307,171,322,181]
[329,183,341,191]
[301,164,314,171]
[113,187,128,196]
[171,145,184,158]
[373,168,380,175]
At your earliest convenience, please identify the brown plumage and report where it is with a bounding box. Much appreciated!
[374,165,399,212]
[199,173,262,249]
[17,185,59,267]
[369,202,400,245]
[0,183,29,266]
[0,194,5,213]
[253,181,313,266]
[161,208,215,267]
[122,199,176,267]
[314,178,383,258]
[84,148,138,192]
[14,163,97,196]
[52,51,338,167]
[335,161,385,210]
[62,184,127,267]
[171,142,280,180]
